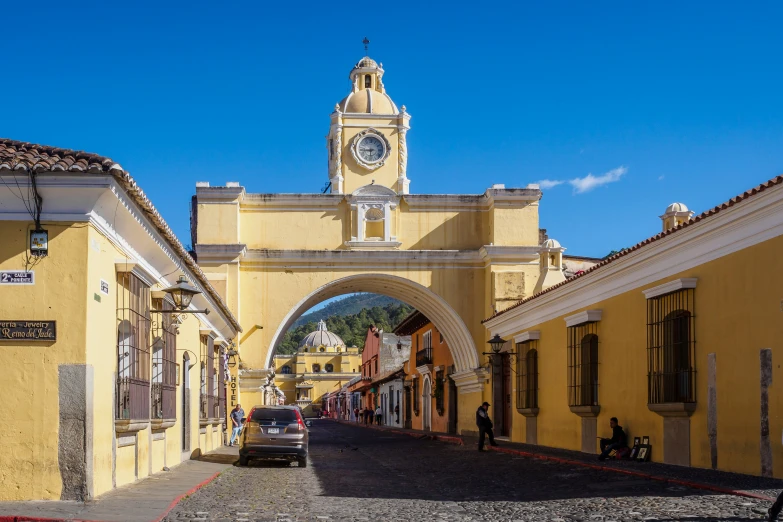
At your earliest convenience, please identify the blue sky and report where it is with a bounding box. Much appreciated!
[3,2,782,258]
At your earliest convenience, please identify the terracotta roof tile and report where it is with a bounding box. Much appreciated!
[483,174,783,324]
[0,138,242,334]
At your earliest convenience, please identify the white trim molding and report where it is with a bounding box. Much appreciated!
[114,260,157,288]
[564,310,603,327]
[514,330,541,343]
[642,278,698,299]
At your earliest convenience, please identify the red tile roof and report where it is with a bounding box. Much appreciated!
[0,138,242,334]
[483,174,783,323]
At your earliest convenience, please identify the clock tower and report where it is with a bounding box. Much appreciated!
[327,56,411,195]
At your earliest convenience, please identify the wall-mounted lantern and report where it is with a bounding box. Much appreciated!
[153,274,209,314]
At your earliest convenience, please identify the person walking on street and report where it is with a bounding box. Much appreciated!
[476,401,498,451]
[375,405,383,425]
[598,417,628,461]
[229,403,245,447]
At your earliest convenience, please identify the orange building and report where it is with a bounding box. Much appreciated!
[395,311,457,434]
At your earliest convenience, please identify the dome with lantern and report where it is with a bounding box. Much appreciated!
[299,320,346,352]
[337,55,400,115]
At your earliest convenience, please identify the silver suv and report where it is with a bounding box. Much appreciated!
[239,405,311,467]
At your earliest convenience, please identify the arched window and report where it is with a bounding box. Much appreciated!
[312,363,321,373]
[580,334,599,406]
[365,74,371,88]
[647,287,695,405]
[281,365,292,375]
[663,310,692,402]
[325,363,334,373]
[567,320,599,408]
[516,340,538,410]
[526,349,538,408]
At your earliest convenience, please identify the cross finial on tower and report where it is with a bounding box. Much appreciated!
[363,37,370,55]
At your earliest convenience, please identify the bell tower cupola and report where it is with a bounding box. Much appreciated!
[327,40,411,196]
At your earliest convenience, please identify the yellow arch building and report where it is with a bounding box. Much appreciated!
[193,56,566,433]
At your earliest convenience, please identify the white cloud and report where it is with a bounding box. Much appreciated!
[568,166,627,194]
[537,179,565,190]
[658,175,665,181]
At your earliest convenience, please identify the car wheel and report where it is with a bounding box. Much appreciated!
[297,457,307,468]
[239,455,249,466]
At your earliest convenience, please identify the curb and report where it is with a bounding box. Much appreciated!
[154,470,224,522]
[332,418,776,502]
[0,470,224,522]
[487,446,776,502]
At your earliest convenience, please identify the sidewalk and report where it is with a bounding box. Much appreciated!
[335,418,783,501]
[0,447,236,522]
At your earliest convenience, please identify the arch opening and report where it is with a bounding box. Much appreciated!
[264,274,480,375]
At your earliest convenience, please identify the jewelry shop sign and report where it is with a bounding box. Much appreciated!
[0,321,56,341]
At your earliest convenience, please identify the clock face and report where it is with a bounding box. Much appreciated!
[357,135,384,163]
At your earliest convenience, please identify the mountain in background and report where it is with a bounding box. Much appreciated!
[279,294,415,355]
[292,293,407,327]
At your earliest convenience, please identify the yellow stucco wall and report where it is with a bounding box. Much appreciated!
[0,222,88,500]
[0,217,231,500]
[502,233,783,477]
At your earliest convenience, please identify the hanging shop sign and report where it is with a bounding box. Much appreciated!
[0,271,34,285]
[0,321,56,341]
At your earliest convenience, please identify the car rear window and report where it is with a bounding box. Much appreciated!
[250,409,297,423]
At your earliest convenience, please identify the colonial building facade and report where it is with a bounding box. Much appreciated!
[484,178,783,478]
[0,139,240,500]
[192,55,570,433]
[395,311,457,434]
[272,320,360,416]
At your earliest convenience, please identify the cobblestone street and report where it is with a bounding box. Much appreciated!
[164,420,773,521]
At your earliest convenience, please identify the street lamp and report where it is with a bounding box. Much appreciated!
[226,348,238,368]
[154,274,210,314]
[482,334,515,366]
[486,334,508,355]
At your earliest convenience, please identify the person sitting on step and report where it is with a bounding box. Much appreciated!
[598,417,627,461]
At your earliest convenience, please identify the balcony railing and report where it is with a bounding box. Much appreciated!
[415,348,433,367]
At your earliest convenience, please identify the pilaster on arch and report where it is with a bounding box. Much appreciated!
[263,274,481,388]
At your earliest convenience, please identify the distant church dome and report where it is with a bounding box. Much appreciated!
[299,320,345,351]
[664,202,689,214]
[542,238,562,249]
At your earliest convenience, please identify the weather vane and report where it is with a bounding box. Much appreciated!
[363,37,370,55]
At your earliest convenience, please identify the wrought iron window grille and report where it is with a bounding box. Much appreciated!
[647,288,696,404]
[567,321,600,407]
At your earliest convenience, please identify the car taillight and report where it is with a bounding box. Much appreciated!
[246,408,255,424]
[295,410,305,431]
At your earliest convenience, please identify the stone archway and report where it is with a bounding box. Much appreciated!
[264,274,482,387]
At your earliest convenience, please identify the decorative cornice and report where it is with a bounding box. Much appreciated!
[564,310,602,327]
[195,185,245,203]
[240,193,344,211]
[194,243,247,263]
[513,330,540,343]
[403,188,541,212]
[344,240,402,250]
[642,278,698,299]
[450,367,489,394]
[241,247,539,270]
